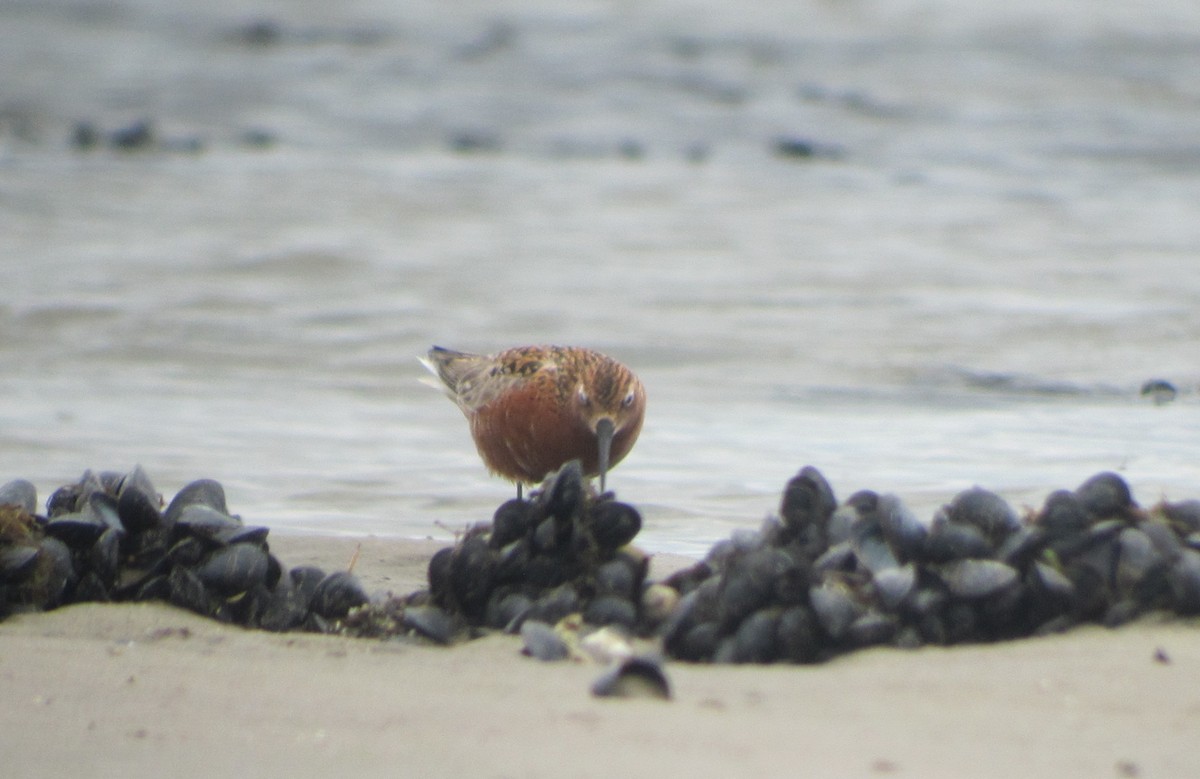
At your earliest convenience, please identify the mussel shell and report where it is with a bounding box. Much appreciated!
[583,595,637,630]
[587,501,642,552]
[117,488,163,535]
[525,582,581,625]
[258,573,310,632]
[1037,489,1092,540]
[44,511,108,548]
[809,579,862,641]
[0,479,37,514]
[0,545,40,583]
[1075,471,1134,519]
[937,559,1019,599]
[922,521,994,563]
[591,657,671,700]
[449,535,497,620]
[946,487,1019,543]
[731,608,780,663]
[537,460,584,522]
[851,521,899,575]
[716,546,795,631]
[675,621,720,662]
[779,465,837,550]
[490,499,533,549]
[427,546,454,604]
[163,479,229,524]
[167,565,213,615]
[1115,527,1166,595]
[872,564,916,611]
[520,620,570,661]
[195,543,270,595]
[88,527,124,586]
[31,537,75,608]
[1167,549,1200,614]
[846,611,897,648]
[73,571,111,603]
[640,583,680,627]
[310,571,369,619]
[1161,500,1200,534]
[776,605,821,663]
[402,605,463,645]
[485,590,532,631]
[876,494,927,562]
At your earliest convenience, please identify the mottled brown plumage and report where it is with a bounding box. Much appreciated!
[421,345,646,493]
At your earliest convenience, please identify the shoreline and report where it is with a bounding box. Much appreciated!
[3,534,1198,778]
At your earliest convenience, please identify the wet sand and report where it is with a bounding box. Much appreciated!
[2,534,1198,778]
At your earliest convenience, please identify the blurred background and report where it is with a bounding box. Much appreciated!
[1,0,1198,555]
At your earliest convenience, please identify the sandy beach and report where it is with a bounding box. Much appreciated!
[3,533,1198,779]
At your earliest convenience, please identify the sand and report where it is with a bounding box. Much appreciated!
[2,534,1198,779]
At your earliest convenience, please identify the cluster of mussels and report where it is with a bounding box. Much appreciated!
[0,467,368,630]
[659,467,1200,663]
[405,461,675,643]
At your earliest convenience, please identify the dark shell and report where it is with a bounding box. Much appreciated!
[174,505,242,542]
[32,537,75,608]
[809,580,861,641]
[1167,550,1200,614]
[873,564,916,611]
[946,487,1020,544]
[0,479,37,514]
[731,608,780,663]
[0,545,40,583]
[486,590,533,631]
[716,547,794,631]
[583,595,637,629]
[846,611,897,648]
[402,605,463,645]
[675,621,721,662]
[44,511,108,548]
[776,605,820,663]
[196,543,270,595]
[922,520,994,563]
[73,571,111,603]
[520,620,570,661]
[876,494,927,562]
[163,479,229,524]
[537,460,584,522]
[494,539,531,584]
[1161,500,1200,533]
[587,501,642,552]
[88,527,123,586]
[1075,471,1135,519]
[591,657,671,700]
[1115,527,1166,596]
[449,535,497,619]
[490,499,534,548]
[116,466,162,533]
[525,582,581,625]
[167,565,213,615]
[310,571,369,619]
[779,465,837,552]
[937,559,1019,599]
[258,573,310,631]
[1037,490,1093,539]
[427,547,454,604]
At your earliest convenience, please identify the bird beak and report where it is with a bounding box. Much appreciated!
[595,417,615,492]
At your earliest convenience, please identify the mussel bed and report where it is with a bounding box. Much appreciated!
[2,463,1199,663]
[0,466,371,632]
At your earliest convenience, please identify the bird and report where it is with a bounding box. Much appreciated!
[420,345,646,497]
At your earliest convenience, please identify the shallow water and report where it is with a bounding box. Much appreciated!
[2,0,1198,556]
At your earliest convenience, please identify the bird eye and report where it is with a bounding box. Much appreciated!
[621,390,636,408]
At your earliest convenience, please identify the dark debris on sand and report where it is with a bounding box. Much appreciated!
[2,463,1199,665]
